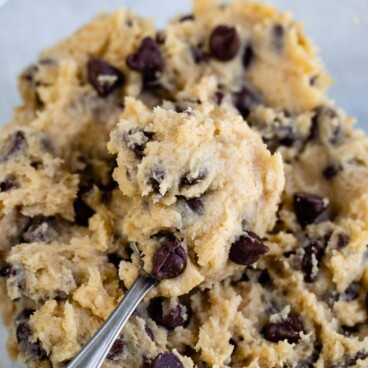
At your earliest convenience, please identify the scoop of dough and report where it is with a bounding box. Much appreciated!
[108,98,285,296]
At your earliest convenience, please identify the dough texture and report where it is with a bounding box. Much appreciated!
[0,1,367,368]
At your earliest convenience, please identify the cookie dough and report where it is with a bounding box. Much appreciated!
[108,97,284,296]
[0,1,367,368]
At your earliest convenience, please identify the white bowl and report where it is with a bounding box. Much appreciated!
[0,1,367,367]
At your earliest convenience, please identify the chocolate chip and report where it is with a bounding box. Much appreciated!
[39,58,55,65]
[272,24,285,50]
[209,25,240,61]
[148,168,165,193]
[21,64,38,82]
[215,91,224,105]
[185,197,204,215]
[16,309,35,322]
[22,217,53,243]
[124,130,154,158]
[151,234,187,280]
[310,75,318,86]
[301,240,324,283]
[145,325,155,341]
[277,125,296,147]
[107,253,123,269]
[179,14,194,22]
[1,131,26,160]
[309,106,339,142]
[336,233,349,250]
[293,192,329,228]
[180,170,208,187]
[342,283,360,301]
[54,291,68,302]
[258,269,272,286]
[262,316,304,344]
[156,31,165,45]
[365,293,368,312]
[242,43,254,69]
[126,37,163,80]
[151,352,184,368]
[323,163,342,179]
[73,195,95,227]
[229,231,269,266]
[16,322,47,360]
[329,351,368,368]
[106,337,125,361]
[0,263,16,278]
[191,46,211,63]
[87,57,124,97]
[148,297,188,329]
[0,177,18,192]
[232,86,263,118]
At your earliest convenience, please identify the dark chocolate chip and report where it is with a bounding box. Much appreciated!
[106,337,125,361]
[124,130,154,158]
[272,24,285,50]
[179,14,194,22]
[293,192,328,228]
[148,168,165,193]
[151,352,184,368]
[342,325,360,336]
[21,64,38,82]
[209,25,240,61]
[229,231,269,266]
[191,46,211,63]
[87,57,124,97]
[0,177,18,192]
[215,91,224,105]
[309,106,339,142]
[336,233,349,250]
[0,263,16,278]
[258,269,272,286]
[310,75,318,86]
[329,351,368,368]
[262,316,304,344]
[151,234,187,280]
[283,251,296,258]
[126,37,163,80]
[107,253,123,269]
[180,170,208,187]
[277,125,296,147]
[54,291,68,302]
[145,325,155,341]
[16,322,47,360]
[39,58,55,65]
[148,297,188,330]
[242,43,254,69]
[2,131,26,160]
[156,31,165,45]
[16,309,35,322]
[342,283,360,301]
[232,86,263,118]
[73,195,95,227]
[301,240,324,283]
[323,163,343,179]
[185,197,204,215]
[22,217,53,243]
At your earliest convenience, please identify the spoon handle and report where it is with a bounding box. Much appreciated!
[67,274,158,368]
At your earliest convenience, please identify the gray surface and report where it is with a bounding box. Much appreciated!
[0,0,367,366]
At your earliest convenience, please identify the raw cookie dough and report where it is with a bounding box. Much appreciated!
[0,0,368,367]
[108,97,284,296]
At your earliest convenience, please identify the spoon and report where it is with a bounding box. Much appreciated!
[67,245,158,368]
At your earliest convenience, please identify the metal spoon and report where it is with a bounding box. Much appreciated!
[67,245,158,368]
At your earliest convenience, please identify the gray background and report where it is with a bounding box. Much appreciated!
[0,0,367,365]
